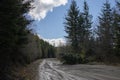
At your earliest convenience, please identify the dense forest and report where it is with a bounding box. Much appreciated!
[0,0,55,80]
[0,0,120,80]
[58,0,120,64]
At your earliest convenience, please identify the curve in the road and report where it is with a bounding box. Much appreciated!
[38,59,120,80]
[38,59,87,80]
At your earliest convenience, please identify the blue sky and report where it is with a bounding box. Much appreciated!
[30,0,116,39]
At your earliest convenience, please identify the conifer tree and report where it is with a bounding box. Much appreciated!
[113,0,120,58]
[97,1,114,61]
[64,0,79,53]
[81,0,92,53]
[0,0,32,79]
[0,0,32,62]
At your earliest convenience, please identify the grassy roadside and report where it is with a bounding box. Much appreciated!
[12,59,42,80]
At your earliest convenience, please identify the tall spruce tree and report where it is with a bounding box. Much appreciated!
[113,0,120,58]
[77,12,84,52]
[83,1,92,38]
[0,0,32,62]
[64,0,79,53]
[82,0,92,53]
[97,1,114,62]
[0,0,32,79]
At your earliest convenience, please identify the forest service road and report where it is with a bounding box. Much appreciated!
[38,59,120,80]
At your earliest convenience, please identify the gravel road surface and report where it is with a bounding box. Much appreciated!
[38,59,120,80]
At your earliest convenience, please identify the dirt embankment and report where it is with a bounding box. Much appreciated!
[13,60,41,80]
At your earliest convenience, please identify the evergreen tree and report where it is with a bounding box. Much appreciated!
[113,0,120,58]
[83,1,92,38]
[64,0,79,53]
[97,1,114,62]
[81,0,92,53]
[0,0,32,63]
[64,0,92,59]
[0,0,32,79]
[77,12,84,52]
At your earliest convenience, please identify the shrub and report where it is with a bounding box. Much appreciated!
[59,53,84,64]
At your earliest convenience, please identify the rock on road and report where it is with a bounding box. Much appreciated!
[38,59,120,80]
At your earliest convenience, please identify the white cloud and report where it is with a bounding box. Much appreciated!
[29,0,68,20]
[37,34,66,47]
[44,38,66,47]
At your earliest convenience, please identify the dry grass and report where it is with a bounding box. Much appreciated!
[13,59,42,80]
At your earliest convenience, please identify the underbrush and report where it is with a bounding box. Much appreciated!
[59,53,88,64]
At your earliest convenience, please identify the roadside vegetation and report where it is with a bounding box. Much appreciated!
[0,0,56,80]
[57,0,120,65]
[0,0,120,80]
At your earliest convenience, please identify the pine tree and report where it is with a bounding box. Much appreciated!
[64,0,79,53]
[0,0,32,79]
[0,0,32,62]
[83,1,92,38]
[113,0,120,58]
[82,0,92,53]
[97,1,114,62]
[77,12,84,52]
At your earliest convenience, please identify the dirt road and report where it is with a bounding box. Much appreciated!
[38,59,120,80]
